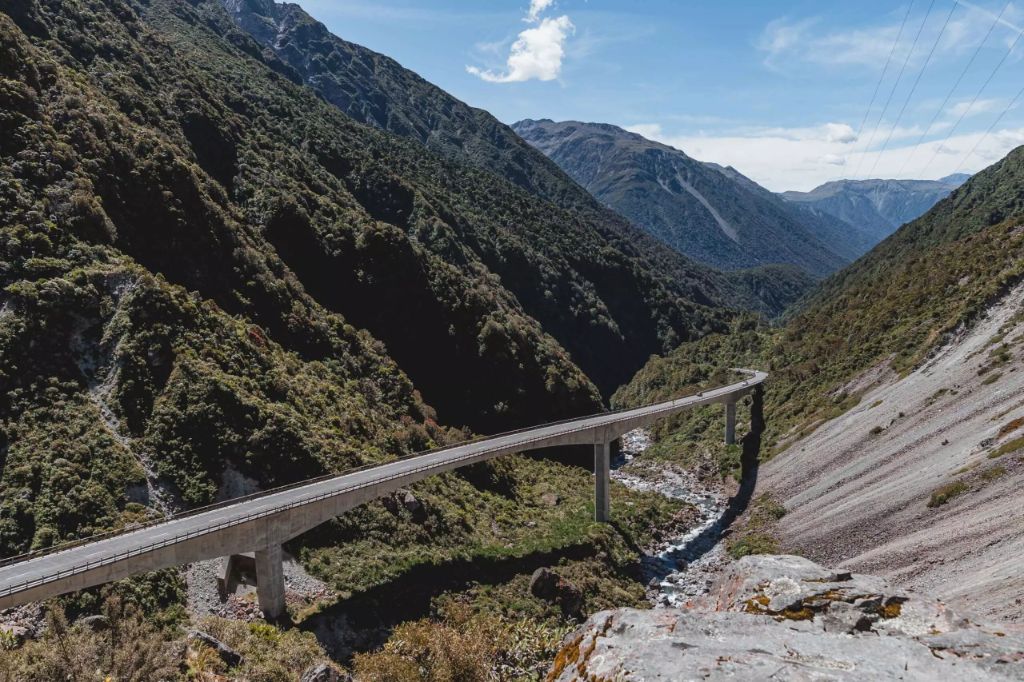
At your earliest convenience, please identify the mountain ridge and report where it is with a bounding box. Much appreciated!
[781,175,968,244]
[511,118,854,276]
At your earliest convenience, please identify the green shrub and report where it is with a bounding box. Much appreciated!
[980,466,1007,482]
[728,532,780,559]
[927,481,969,508]
[989,436,1024,459]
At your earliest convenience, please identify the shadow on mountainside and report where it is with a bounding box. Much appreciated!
[296,539,605,663]
[642,387,766,578]
[723,385,765,530]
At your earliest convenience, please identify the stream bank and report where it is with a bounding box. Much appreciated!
[614,429,734,606]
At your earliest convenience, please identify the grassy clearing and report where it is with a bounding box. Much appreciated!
[980,466,1007,482]
[727,494,787,559]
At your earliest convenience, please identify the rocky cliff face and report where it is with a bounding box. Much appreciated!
[548,555,1024,680]
[781,176,968,244]
[512,119,853,277]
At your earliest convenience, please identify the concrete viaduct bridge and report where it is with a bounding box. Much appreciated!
[0,370,766,619]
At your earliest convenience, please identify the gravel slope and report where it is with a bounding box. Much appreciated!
[762,280,1024,623]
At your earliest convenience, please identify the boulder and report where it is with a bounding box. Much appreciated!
[188,630,243,667]
[400,490,422,514]
[529,567,584,619]
[548,555,1024,681]
[539,492,560,507]
[0,624,28,643]
[383,489,425,520]
[77,614,110,631]
[300,662,351,682]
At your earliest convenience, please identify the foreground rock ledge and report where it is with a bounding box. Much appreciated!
[547,555,1024,681]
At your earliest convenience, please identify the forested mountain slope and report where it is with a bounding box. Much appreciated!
[0,0,703,555]
[220,0,813,321]
[0,0,761,462]
[0,9,701,676]
[512,119,852,276]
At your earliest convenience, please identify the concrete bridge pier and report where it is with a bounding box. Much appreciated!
[254,544,285,619]
[595,440,611,522]
[725,401,737,445]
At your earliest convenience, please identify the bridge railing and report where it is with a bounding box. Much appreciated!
[0,370,762,599]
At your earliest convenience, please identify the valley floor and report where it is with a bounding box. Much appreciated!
[762,280,1024,623]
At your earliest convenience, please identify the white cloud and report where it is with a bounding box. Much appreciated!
[948,98,1004,118]
[625,123,664,139]
[625,121,1024,191]
[757,17,818,64]
[468,1,574,83]
[468,15,575,83]
[736,122,860,143]
[824,123,858,143]
[525,0,555,23]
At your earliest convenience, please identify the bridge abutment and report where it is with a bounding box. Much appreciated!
[254,544,285,620]
[595,440,611,522]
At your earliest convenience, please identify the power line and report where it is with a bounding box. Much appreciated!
[857,0,935,179]
[919,12,1024,175]
[951,81,1024,175]
[850,1,917,181]
[867,0,957,179]
[898,0,1011,177]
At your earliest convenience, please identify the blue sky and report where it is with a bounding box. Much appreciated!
[297,1,1024,191]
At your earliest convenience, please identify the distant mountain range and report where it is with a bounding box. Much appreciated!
[512,119,966,277]
[512,119,859,277]
[781,175,969,244]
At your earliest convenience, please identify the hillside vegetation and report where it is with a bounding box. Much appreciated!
[0,0,749,677]
[618,145,1024,460]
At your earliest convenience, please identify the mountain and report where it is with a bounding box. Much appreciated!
[1,0,738,675]
[220,0,814,322]
[511,119,852,277]
[781,175,968,244]
[615,145,1024,620]
[939,172,972,185]
[220,0,582,207]
[709,162,878,260]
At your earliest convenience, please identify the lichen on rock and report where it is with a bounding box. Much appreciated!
[546,555,1024,681]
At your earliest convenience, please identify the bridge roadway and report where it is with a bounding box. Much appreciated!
[0,370,765,617]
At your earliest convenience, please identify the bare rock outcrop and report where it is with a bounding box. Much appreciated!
[547,555,1024,680]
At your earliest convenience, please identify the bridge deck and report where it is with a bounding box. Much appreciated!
[0,369,765,609]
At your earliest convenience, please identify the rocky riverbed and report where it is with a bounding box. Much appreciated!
[613,429,734,607]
